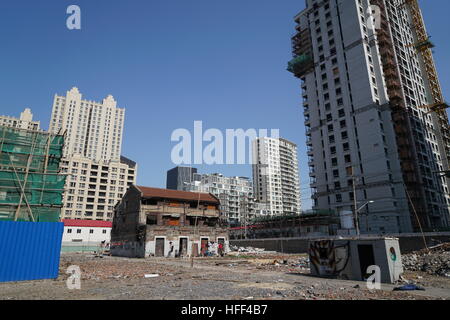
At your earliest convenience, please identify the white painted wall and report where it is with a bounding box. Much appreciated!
[62,226,111,244]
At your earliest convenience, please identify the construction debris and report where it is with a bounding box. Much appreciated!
[1,252,448,300]
[230,245,267,254]
[402,243,450,277]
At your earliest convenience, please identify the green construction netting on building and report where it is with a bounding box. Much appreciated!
[0,126,64,158]
[0,206,62,222]
[287,54,313,76]
[0,172,66,205]
[0,125,66,222]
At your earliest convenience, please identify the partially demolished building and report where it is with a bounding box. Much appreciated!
[111,185,228,258]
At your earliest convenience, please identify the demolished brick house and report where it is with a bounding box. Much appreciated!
[111,185,229,258]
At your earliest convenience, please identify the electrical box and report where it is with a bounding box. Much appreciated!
[309,237,403,284]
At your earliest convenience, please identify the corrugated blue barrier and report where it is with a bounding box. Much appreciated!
[0,221,64,282]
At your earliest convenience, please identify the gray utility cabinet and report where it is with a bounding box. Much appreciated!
[309,237,403,284]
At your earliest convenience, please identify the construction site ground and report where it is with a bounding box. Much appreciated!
[1,252,450,300]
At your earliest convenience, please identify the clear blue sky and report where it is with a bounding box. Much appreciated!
[0,0,449,210]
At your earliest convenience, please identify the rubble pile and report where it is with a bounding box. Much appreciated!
[59,255,181,281]
[402,243,450,277]
[230,245,267,254]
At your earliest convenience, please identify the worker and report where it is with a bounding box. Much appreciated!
[218,242,224,257]
[167,241,174,258]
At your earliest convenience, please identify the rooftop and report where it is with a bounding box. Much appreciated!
[62,219,112,228]
[136,186,219,204]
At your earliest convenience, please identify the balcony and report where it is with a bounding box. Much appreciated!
[141,204,219,218]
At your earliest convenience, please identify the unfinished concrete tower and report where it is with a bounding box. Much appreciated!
[289,0,450,233]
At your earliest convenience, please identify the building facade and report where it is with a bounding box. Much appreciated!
[0,125,66,222]
[48,87,137,221]
[183,173,254,225]
[111,186,228,258]
[252,137,302,217]
[289,0,450,233]
[62,219,112,252]
[60,155,137,221]
[166,166,197,190]
[0,108,40,131]
[49,87,125,162]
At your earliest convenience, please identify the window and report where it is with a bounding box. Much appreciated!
[333,170,339,178]
[77,229,81,234]
[67,229,72,234]
[343,143,350,151]
[345,154,351,163]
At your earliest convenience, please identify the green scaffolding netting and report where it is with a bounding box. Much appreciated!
[287,54,313,75]
[0,126,64,158]
[0,125,66,222]
[0,171,66,205]
[0,206,61,222]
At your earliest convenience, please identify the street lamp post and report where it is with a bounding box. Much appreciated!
[355,201,374,235]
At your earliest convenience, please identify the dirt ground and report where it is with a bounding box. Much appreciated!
[1,252,449,300]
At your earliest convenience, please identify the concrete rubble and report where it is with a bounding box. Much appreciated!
[402,243,450,277]
[1,250,449,300]
[230,245,270,254]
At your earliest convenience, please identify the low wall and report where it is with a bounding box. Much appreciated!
[61,241,104,253]
[230,232,450,254]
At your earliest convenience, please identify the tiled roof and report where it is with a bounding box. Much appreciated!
[136,186,219,204]
[62,219,112,228]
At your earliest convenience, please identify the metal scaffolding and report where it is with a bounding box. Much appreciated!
[0,126,66,222]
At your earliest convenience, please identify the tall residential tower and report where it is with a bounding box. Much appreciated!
[49,87,124,162]
[252,137,301,216]
[289,0,450,233]
[49,87,137,221]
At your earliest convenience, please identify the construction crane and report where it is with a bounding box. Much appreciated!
[400,0,450,164]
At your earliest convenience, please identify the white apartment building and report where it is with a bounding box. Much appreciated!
[0,108,40,131]
[289,0,450,233]
[183,173,254,225]
[60,155,137,221]
[49,87,124,162]
[252,137,301,216]
[49,87,137,221]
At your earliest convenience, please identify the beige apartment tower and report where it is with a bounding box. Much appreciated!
[49,87,137,221]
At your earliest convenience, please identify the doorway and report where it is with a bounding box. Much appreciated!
[357,244,375,280]
[155,238,165,257]
[179,238,188,257]
[200,238,208,256]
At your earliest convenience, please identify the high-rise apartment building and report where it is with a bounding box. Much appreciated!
[49,87,137,221]
[59,155,137,221]
[252,137,301,216]
[183,173,254,225]
[289,0,450,233]
[166,166,198,190]
[0,108,40,131]
[49,87,124,162]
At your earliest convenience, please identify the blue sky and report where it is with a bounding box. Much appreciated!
[0,0,449,210]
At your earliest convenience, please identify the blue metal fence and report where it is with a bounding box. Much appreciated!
[0,221,64,282]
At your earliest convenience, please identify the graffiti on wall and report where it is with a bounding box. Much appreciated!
[309,240,350,277]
